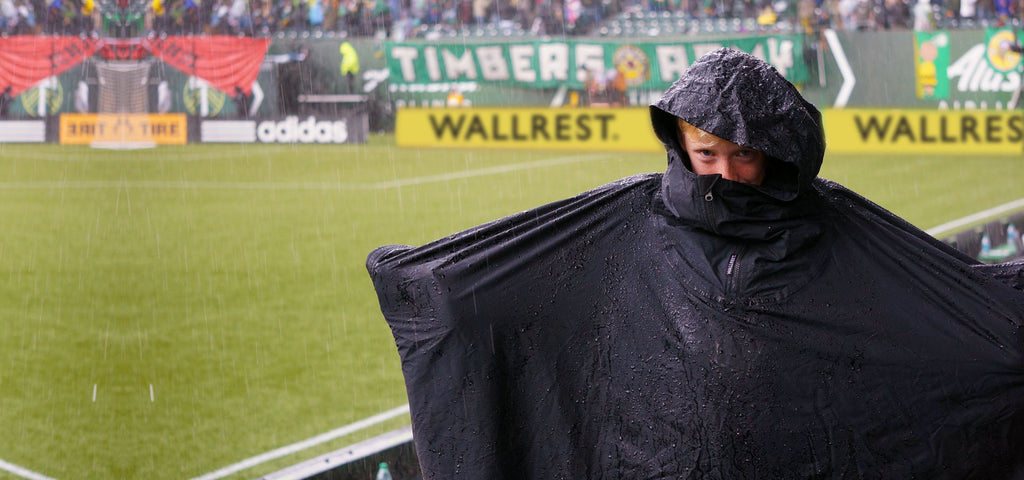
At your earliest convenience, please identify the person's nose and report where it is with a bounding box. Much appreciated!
[715,159,738,182]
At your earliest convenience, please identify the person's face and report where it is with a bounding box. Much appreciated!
[679,122,766,185]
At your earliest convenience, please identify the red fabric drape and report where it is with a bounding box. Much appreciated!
[144,36,271,96]
[99,38,149,61]
[0,36,100,97]
[0,35,269,98]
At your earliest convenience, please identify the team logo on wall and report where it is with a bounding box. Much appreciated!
[19,79,64,117]
[612,44,651,87]
[183,82,226,117]
[985,27,1023,73]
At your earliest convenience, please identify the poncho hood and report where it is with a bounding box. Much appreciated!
[651,48,825,203]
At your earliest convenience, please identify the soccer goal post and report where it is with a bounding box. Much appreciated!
[91,60,157,150]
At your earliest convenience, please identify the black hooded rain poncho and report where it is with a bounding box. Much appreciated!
[367,48,1024,479]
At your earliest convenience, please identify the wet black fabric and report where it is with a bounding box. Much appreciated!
[366,49,1024,479]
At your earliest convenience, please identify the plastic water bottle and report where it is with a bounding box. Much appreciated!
[1008,224,1021,250]
[375,462,393,480]
[981,232,992,255]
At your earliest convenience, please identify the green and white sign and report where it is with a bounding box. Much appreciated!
[385,36,808,90]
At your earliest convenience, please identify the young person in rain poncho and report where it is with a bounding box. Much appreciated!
[367,48,1024,479]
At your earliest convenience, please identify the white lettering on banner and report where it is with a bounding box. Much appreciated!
[443,49,477,80]
[256,116,349,143]
[539,43,570,81]
[390,40,797,85]
[392,46,420,82]
[656,45,689,82]
[510,45,536,82]
[766,38,794,75]
[390,81,479,93]
[477,46,509,81]
[425,46,442,81]
[363,68,390,92]
[948,44,1020,93]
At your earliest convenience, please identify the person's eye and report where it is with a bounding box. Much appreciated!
[695,149,713,157]
[735,150,760,162]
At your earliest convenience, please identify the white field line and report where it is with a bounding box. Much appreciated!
[0,459,57,480]
[0,154,612,192]
[189,404,410,480]
[1,148,284,163]
[926,197,1024,237]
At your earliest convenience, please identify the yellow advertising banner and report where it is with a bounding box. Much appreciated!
[60,113,188,145]
[825,109,1024,155]
[396,107,663,152]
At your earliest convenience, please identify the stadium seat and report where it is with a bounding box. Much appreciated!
[986,221,1009,247]
[954,229,983,259]
[1009,213,1024,233]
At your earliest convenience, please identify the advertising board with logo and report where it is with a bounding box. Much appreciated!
[201,114,369,144]
[396,107,661,151]
[825,108,1024,154]
[59,113,187,145]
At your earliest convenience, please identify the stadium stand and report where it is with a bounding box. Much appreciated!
[943,214,1024,264]
[3,0,1024,40]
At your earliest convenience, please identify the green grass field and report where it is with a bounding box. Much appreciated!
[0,136,1022,480]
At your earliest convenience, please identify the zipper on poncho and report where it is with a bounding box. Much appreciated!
[699,176,722,236]
[725,247,747,297]
[703,176,719,202]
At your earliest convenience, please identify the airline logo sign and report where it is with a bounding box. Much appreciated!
[60,114,187,145]
[825,109,1024,154]
[396,107,662,152]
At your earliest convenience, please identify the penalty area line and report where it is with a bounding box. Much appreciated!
[0,459,58,480]
[189,404,410,480]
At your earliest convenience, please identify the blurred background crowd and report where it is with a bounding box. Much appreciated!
[2,0,1024,39]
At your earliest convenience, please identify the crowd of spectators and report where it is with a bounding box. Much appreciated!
[0,0,104,34]
[1,0,1023,37]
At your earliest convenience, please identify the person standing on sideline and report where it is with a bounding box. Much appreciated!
[339,41,360,94]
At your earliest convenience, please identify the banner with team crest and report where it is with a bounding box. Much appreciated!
[983,27,1024,73]
[385,35,807,90]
